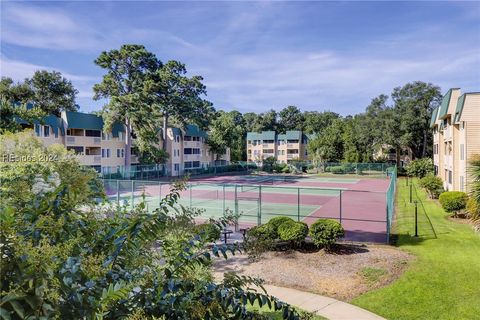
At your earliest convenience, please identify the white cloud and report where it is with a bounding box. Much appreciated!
[0,55,97,100]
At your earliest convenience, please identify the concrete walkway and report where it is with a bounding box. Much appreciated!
[264,285,386,320]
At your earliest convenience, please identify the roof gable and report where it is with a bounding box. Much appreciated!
[430,106,439,128]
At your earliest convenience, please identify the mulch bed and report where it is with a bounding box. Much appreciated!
[213,242,413,301]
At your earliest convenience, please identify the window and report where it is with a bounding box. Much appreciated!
[174,163,179,171]
[460,176,465,191]
[43,126,50,137]
[85,130,101,137]
[434,165,438,176]
[35,124,41,136]
[448,170,452,184]
[67,146,84,154]
[102,133,111,140]
[121,149,124,158]
[184,148,200,155]
[175,135,180,143]
[102,149,110,158]
[460,144,465,160]
[192,161,200,168]
[107,149,110,158]
[185,161,192,169]
[117,149,120,157]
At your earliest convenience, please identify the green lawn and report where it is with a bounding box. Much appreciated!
[248,303,326,319]
[352,178,480,320]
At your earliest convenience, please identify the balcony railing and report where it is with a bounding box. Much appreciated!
[287,154,298,159]
[67,137,75,144]
[287,143,298,148]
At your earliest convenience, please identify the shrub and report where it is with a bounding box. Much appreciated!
[439,191,468,216]
[406,158,434,178]
[419,174,444,199]
[277,221,309,245]
[466,198,480,223]
[193,223,221,242]
[247,223,277,240]
[328,166,345,174]
[309,219,344,249]
[281,165,291,173]
[267,216,295,237]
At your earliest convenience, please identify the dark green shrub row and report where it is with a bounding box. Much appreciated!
[246,216,344,250]
[439,191,468,215]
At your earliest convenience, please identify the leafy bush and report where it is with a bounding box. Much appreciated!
[466,198,480,223]
[277,221,309,245]
[406,158,434,178]
[328,165,345,174]
[193,223,221,242]
[0,132,301,319]
[439,191,468,216]
[309,219,344,249]
[267,216,295,237]
[419,174,444,199]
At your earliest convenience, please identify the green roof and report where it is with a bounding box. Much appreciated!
[430,106,439,128]
[65,111,103,130]
[185,124,207,138]
[437,89,459,119]
[15,114,65,136]
[454,94,466,123]
[246,131,275,141]
[65,111,124,137]
[171,127,182,137]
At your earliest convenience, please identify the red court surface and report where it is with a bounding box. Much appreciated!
[106,174,394,243]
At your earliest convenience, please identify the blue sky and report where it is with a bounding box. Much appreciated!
[1,1,479,114]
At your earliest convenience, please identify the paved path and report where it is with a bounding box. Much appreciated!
[264,285,386,320]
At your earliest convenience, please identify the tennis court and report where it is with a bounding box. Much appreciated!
[102,170,396,243]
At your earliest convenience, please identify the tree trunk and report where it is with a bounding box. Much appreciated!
[125,118,132,167]
[162,115,168,152]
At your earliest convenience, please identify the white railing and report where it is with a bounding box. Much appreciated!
[94,137,101,144]
[66,137,75,144]
[94,156,101,163]
[287,143,297,148]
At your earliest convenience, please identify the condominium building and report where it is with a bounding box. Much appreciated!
[165,125,230,176]
[246,130,309,164]
[19,111,229,176]
[431,88,480,192]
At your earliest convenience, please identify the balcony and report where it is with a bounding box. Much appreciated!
[287,143,298,148]
[76,155,102,165]
[287,154,299,159]
[184,154,201,161]
[66,136,101,146]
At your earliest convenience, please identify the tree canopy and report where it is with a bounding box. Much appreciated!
[1,70,78,115]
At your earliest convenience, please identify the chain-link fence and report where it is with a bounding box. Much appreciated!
[101,168,397,243]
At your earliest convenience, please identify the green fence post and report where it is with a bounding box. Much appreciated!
[339,190,342,223]
[189,184,193,208]
[223,184,226,213]
[234,185,239,217]
[159,181,162,207]
[116,180,120,206]
[131,180,135,210]
[297,188,300,222]
[258,185,262,225]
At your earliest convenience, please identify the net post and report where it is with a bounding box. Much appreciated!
[339,190,342,223]
[297,188,300,222]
